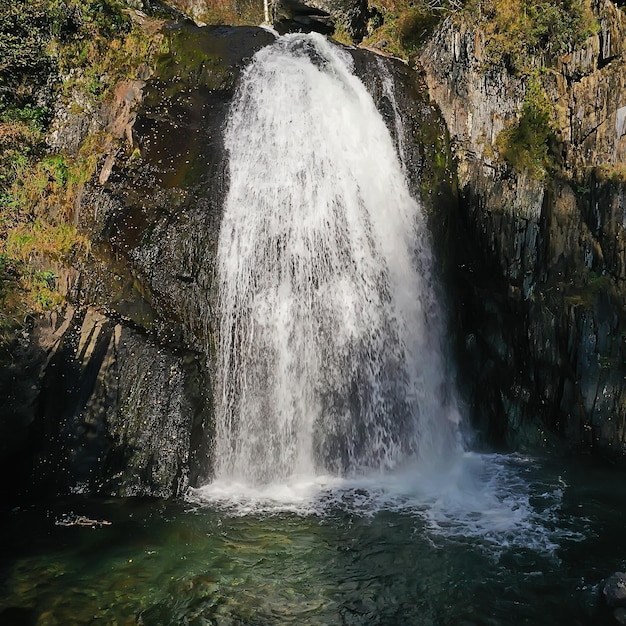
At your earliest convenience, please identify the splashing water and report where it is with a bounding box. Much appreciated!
[193,34,577,555]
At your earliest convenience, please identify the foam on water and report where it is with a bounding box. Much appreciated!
[190,453,583,556]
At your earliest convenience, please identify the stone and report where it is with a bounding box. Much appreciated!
[310,0,370,42]
[604,572,626,608]
[272,0,334,35]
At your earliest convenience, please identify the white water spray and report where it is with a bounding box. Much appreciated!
[211,33,460,485]
[191,34,575,556]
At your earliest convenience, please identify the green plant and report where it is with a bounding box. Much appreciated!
[462,0,598,71]
[397,7,441,51]
[362,0,463,58]
[41,155,69,187]
[496,74,556,178]
[6,220,87,262]
[28,269,62,310]
[595,164,626,183]
[0,104,49,132]
[0,0,166,329]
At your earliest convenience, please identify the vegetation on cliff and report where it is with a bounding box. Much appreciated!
[165,0,264,26]
[461,0,597,179]
[494,73,557,179]
[360,0,597,59]
[363,0,599,179]
[0,0,610,349]
[463,0,598,69]
[0,0,614,336]
[0,0,166,344]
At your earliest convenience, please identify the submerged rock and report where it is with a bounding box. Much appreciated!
[605,573,626,608]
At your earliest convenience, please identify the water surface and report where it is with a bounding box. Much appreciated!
[1,454,623,625]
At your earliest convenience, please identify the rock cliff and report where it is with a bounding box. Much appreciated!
[5,0,626,506]
[2,8,455,501]
[419,0,626,461]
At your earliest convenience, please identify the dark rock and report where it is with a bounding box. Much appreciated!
[312,0,370,42]
[273,0,371,42]
[0,339,44,505]
[418,3,626,462]
[605,573,626,608]
[0,606,37,626]
[272,0,334,36]
[28,306,210,498]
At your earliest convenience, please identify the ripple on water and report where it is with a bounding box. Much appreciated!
[189,452,586,559]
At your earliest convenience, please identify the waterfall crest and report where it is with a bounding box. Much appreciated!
[213,33,460,485]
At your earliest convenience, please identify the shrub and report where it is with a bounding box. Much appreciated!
[363,0,463,57]
[397,7,441,51]
[0,0,154,326]
[464,0,598,71]
[496,76,556,178]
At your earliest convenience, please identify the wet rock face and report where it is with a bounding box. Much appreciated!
[89,25,279,352]
[419,1,626,461]
[270,0,372,42]
[310,0,370,42]
[30,306,209,498]
[18,20,456,501]
[272,0,334,36]
[15,23,276,501]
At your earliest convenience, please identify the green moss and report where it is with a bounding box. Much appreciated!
[562,270,612,308]
[594,164,626,183]
[331,24,354,46]
[363,0,599,67]
[28,269,64,310]
[180,0,263,27]
[362,0,460,59]
[155,27,231,90]
[7,219,87,261]
[397,7,441,52]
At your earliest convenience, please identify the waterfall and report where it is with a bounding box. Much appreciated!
[212,33,461,486]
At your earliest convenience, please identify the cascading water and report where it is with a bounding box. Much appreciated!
[0,32,601,626]
[211,33,460,486]
[193,34,569,558]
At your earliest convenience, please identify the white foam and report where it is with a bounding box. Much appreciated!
[188,453,582,556]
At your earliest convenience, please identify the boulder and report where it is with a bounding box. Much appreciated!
[605,572,626,609]
[272,0,334,35]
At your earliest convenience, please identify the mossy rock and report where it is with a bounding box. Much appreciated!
[154,24,275,91]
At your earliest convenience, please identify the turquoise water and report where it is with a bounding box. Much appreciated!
[1,455,623,625]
